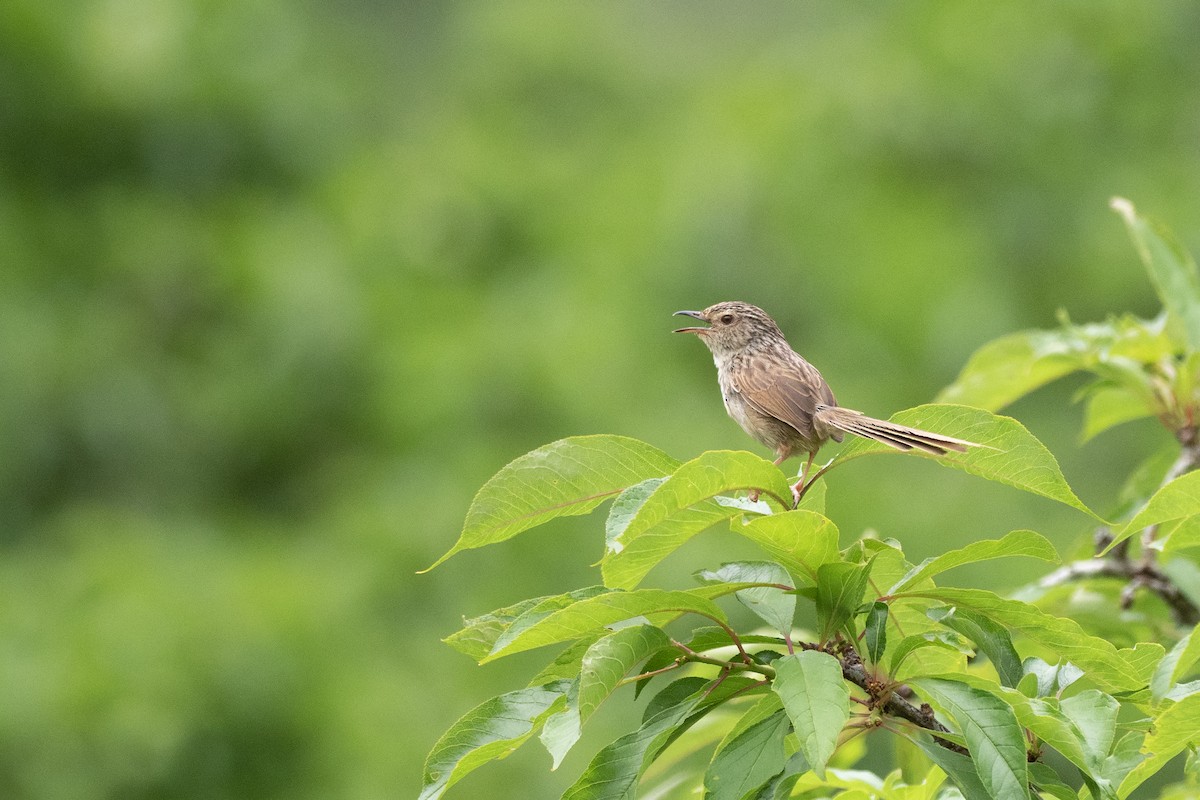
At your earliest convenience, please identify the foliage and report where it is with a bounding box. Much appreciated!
[5,3,1200,798]
[424,202,1200,799]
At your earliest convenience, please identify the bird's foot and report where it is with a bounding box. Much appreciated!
[790,459,834,508]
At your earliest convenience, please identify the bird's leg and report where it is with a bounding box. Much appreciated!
[791,451,817,506]
[749,451,789,503]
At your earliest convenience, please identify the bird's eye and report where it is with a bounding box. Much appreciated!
[720,314,735,324]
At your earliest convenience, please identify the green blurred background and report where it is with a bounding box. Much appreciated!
[2,1,1199,797]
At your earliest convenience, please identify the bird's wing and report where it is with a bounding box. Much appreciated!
[730,351,836,437]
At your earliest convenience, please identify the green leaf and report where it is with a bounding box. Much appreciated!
[601,450,793,589]
[484,587,729,663]
[1098,731,1146,799]
[927,606,1023,688]
[816,559,874,642]
[444,596,548,661]
[1028,762,1079,800]
[446,588,610,661]
[425,436,679,570]
[528,634,606,686]
[1159,515,1200,557]
[1152,624,1200,702]
[835,405,1100,520]
[890,634,972,677]
[604,477,666,545]
[697,562,795,637]
[771,650,850,778]
[938,330,1094,412]
[938,314,1173,411]
[539,624,674,769]
[730,510,841,586]
[796,478,827,513]
[578,623,672,724]
[1080,383,1157,443]
[578,624,671,726]
[888,530,1059,594]
[561,677,707,800]
[894,587,1155,692]
[1108,471,1200,554]
[703,710,792,800]
[1117,693,1200,798]
[1001,693,1101,785]
[867,544,969,681]
[681,626,786,653]
[1021,657,1083,699]
[744,752,811,800]
[713,693,784,760]
[1111,197,1200,350]
[420,682,571,800]
[910,734,994,800]
[956,678,1118,793]
[604,497,741,590]
[865,601,888,665]
[1059,690,1120,771]
[539,681,581,769]
[911,677,1030,800]
[633,626,785,699]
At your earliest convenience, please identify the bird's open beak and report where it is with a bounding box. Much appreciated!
[672,310,709,334]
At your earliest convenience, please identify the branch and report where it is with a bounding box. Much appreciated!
[1037,557,1200,626]
[656,636,968,755]
[1038,424,1200,627]
[799,642,968,755]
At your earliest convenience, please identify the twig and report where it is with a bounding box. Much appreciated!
[796,641,968,755]
[1039,424,1200,627]
[1036,557,1199,626]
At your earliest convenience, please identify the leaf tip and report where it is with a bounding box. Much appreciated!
[1110,196,1134,219]
[419,548,458,574]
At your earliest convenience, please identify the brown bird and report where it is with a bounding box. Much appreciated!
[674,301,977,500]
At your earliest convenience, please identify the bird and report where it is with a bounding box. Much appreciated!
[673,301,977,502]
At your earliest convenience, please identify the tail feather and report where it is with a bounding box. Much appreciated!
[817,406,976,456]
[842,422,943,454]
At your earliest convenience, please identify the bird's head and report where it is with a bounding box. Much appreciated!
[673,301,785,357]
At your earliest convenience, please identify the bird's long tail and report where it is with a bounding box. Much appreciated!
[815,405,977,455]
